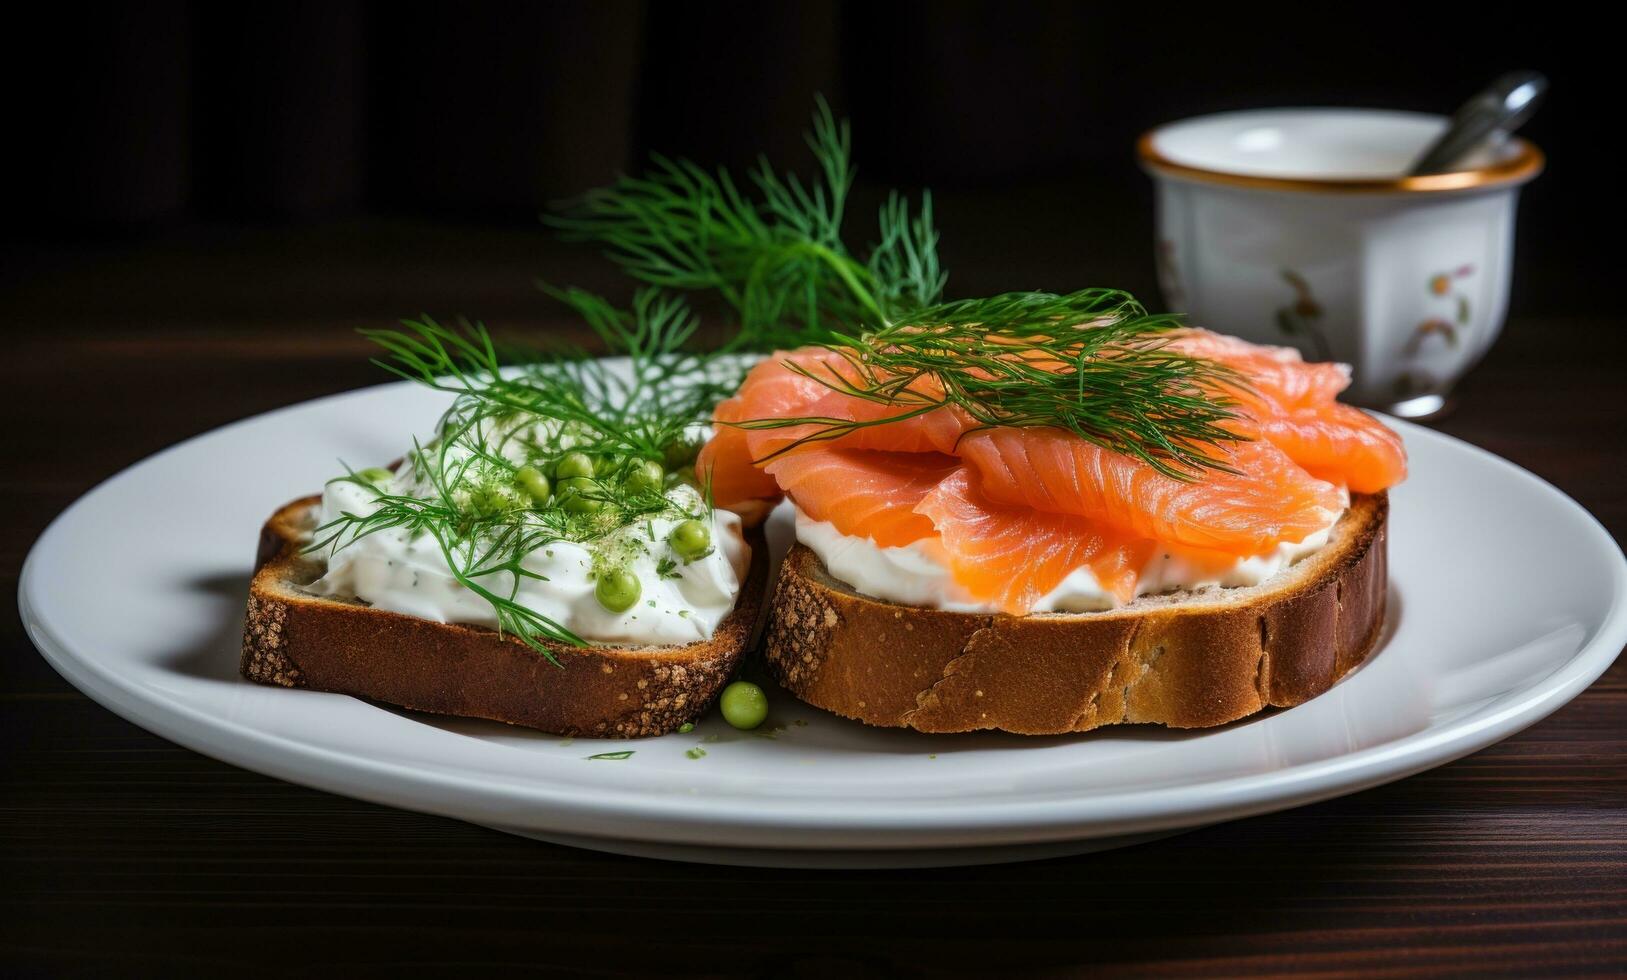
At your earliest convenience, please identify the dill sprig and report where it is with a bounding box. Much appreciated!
[310,289,726,654]
[740,288,1250,479]
[546,96,944,347]
[362,288,735,460]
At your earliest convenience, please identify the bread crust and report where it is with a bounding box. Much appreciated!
[764,493,1388,735]
[242,496,768,737]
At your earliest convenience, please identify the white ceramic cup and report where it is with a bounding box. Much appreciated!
[1139,109,1543,417]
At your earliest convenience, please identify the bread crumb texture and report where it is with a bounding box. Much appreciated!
[764,568,841,687]
[242,593,302,688]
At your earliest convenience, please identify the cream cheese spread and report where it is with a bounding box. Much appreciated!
[793,500,1343,614]
[308,419,748,645]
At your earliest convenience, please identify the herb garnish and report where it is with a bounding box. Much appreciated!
[307,290,728,657]
[548,96,944,348]
[739,289,1250,479]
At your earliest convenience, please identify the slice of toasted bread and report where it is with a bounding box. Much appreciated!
[242,496,768,737]
[764,492,1388,735]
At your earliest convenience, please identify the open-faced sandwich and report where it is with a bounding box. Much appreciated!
[698,290,1406,735]
[243,300,767,737]
[244,99,1405,739]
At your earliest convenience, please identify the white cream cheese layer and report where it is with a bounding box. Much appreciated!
[308,423,748,645]
[793,502,1343,614]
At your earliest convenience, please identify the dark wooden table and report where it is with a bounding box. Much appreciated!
[4,221,1625,976]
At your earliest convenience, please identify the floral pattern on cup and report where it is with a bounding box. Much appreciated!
[1407,265,1475,354]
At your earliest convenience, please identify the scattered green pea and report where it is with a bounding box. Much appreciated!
[555,451,596,480]
[719,680,768,730]
[515,465,551,504]
[623,459,665,495]
[668,518,711,560]
[594,567,642,613]
[556,476,603,513]
[355,466,393,488]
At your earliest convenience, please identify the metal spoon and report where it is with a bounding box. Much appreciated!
[1409,70,1548,175]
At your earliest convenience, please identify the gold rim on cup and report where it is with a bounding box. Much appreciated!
[1136,129,1544,194]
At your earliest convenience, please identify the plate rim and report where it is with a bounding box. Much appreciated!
[19,386,1627,851]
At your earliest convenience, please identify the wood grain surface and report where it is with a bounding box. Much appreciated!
[3,221,1623,976]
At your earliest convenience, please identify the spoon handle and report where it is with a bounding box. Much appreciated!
[1409,70,1548,175]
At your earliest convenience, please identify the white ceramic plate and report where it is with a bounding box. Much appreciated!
[21,378,1627,867]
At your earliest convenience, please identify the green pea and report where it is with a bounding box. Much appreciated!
[355,466,393,488]
[594,568,641,613]
[555,451,596,480]
[623,459,665,495]
[668,519,711,560]
[514,465,551,504]
[719,681,768,730]
[556,476,604,513]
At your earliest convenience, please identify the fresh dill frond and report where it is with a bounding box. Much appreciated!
[360,289,734,463]
[868,190,946,320]
[546,96,944,347]
[312,289,730,654]
[739,288,1250,480]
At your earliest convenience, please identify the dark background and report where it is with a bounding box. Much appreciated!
[0,0,1609,326]
[6,3,1626,976]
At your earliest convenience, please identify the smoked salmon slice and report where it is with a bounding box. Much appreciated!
[1166,329,1352,409]
[1160,330,1407,493]
[915,467,1153,615]
[764,449,958,547]
[702,328,1402,597]
[744,390,972,459]
[1255,402,1407,494]
[956,428,1343,555]
[699,349,850,507]
[701,395,783,506]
